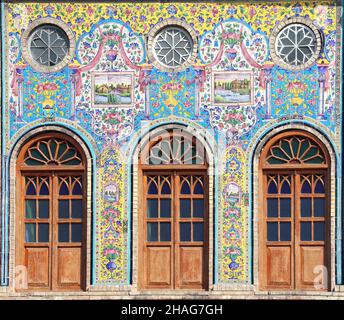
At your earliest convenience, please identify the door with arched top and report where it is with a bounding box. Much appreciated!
[259,131,330,291]
[16,133,87,291]
[138,130,209,290]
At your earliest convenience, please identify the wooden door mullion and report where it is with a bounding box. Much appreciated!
[51,171,57,291]
[293,172,299,290]
[47,174,53,291]
[173,171,178,289]
[325,171,330,289]
[204,173,209,289]
[261,173,267,289]
[141,173,146,289]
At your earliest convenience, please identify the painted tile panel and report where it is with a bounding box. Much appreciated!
[3,1,339,285]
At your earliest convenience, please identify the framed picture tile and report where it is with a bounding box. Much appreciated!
[91,72,134,107]
[212,71,254,106]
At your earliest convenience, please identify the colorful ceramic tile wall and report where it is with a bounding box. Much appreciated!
[2,1,340,285]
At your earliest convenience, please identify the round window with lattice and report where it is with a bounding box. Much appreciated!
[22,18,75,73]
[153,27,193,67]
[270,18,322,70]
[29,25,69,67]
[147,19,198,72]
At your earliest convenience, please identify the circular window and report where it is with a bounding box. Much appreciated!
[147,19,198,72]
[29,25,69,67]
[22,18,75,73]
[153,27,193,68]
[270,17,322,70]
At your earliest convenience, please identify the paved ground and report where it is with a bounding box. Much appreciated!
[1,289,344,300]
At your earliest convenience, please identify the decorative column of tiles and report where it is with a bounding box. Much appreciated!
[220,147,248,282]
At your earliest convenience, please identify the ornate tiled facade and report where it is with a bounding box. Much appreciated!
[0,1,343,298]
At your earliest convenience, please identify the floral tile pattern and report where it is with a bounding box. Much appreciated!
[3,1,339,285]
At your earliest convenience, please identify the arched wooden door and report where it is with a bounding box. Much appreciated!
[258,131,330,291]
[138,130,209,290]
[16,133,87,291]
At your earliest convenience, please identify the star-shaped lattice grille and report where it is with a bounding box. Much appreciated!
[276,24,316,66]
[153,27,193,67]
[29,25,69,67]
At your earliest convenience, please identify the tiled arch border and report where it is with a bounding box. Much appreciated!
[248,121,339,292]
[126,120,218,292]
[5,123,97,292]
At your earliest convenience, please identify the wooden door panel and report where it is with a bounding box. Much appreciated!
[178,246,203,288]
[146,246,172,287]
[266,246,291,288]
[17,135,86,292]
[26,247,50,288]
[295,173,328,290]
[56,247,81,287]
[259,133,330,291]
[140,172,208,290]
[299,246,325,289]
[54,175,85,290]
